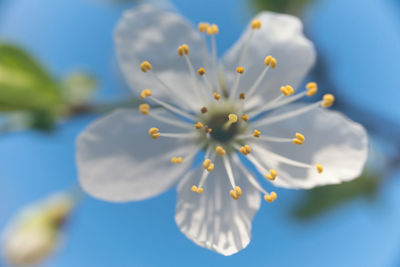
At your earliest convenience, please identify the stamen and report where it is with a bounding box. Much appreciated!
[197,67,214,95]
[200,107,208,114]
[264,192,277,203]
[280,85,294,96]
[191,185,204,194]
[196,148,217,190]
[293,133,305,145]
[171,157,183,164]
[213,92,221,100]
[194,122,203,130]
[265,169,277,181]
[140,107,193,130]
[316,163,324,173]
[203,125,212,134]
[140,61,152,72]
[208,24,221,93]
[198,22,211,68]
[177,44,189,56]
[147,94,197,121]
[229,66,245,101]
[239,93,246,100]
[251,20,262,30]
[140,61,191,108]
[233,155,268,194]
[241,114,249,122]
[239,145,251,155]
[222,155,240,197]
[306,82,318,96]
[253,101,322,128]
[246,56,276,99]
[159,132,197,139]
[140,89,152,99]
[139,104,150,115]
[321,94,335,108]
[198,22,209,33]
[216,146,226,156]
[178,44,207,102]
[237,20,262,67]
[148,127,160,139]
[253,129,260,137]
[253,147,323,174]
[248,83,319,118]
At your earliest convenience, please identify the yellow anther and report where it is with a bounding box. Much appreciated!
[209,24,219,35]
[264,192,277,203]
[198,22,209,33]
[198,67,206,76]
[239,93,246,100]
[264,194,273,202]
[228,114,238,123]
[235,186,242,197]
[207,163,215,172]
[216,146,226,156]
[293,138,303,145]
[265,56,277,68]
[240,145,251,155]
[140,89,152,99]
[321,94,335,108]
[194,122,203,129]
[251,20,262,29]
[171,157,183,164]
[204,126,212,133]
[280,85,294,96]
[236,67,245,74]
[148,127,160,139]
[316,164,324,173]
[270,58,277,68]
[265,169,277,181]
[230,190,239,200]
[296,133,305,142]
[306,82,318,96]
[191,185,198,192]
[264,56,272,66]
[253,129,261,138]
[293,133,305,145]
[203,159,211,169]
[177,44,189,56]
[241,114,249,122]
[140,61,152,72]
[197,188,204,194]
[214,92,221,100]
[139,104,150,115]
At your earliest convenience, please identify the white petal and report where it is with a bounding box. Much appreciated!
[222,12,316,106]
[250,104,368,189]
[77,109,195,202]
[115,5,206,111]
[175,158,261,256]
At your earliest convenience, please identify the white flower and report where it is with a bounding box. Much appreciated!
[76,5,368,255]
[2,193,74,266]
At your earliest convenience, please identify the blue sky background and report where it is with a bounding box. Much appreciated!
[1,0,400,266]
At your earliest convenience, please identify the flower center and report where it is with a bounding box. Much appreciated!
[207,113,239,143]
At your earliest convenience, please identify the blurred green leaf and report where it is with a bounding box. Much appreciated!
[292,170,380,220]
[251,0,313,15]
[0,42,62,113]
[61,72,97,106]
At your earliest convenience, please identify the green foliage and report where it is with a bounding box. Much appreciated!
[292,170,380,220]
[251,0,313,15]
[0,42,98,131]
[0,42,62,113]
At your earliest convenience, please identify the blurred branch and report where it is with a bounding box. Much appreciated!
[251,0,314,15]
